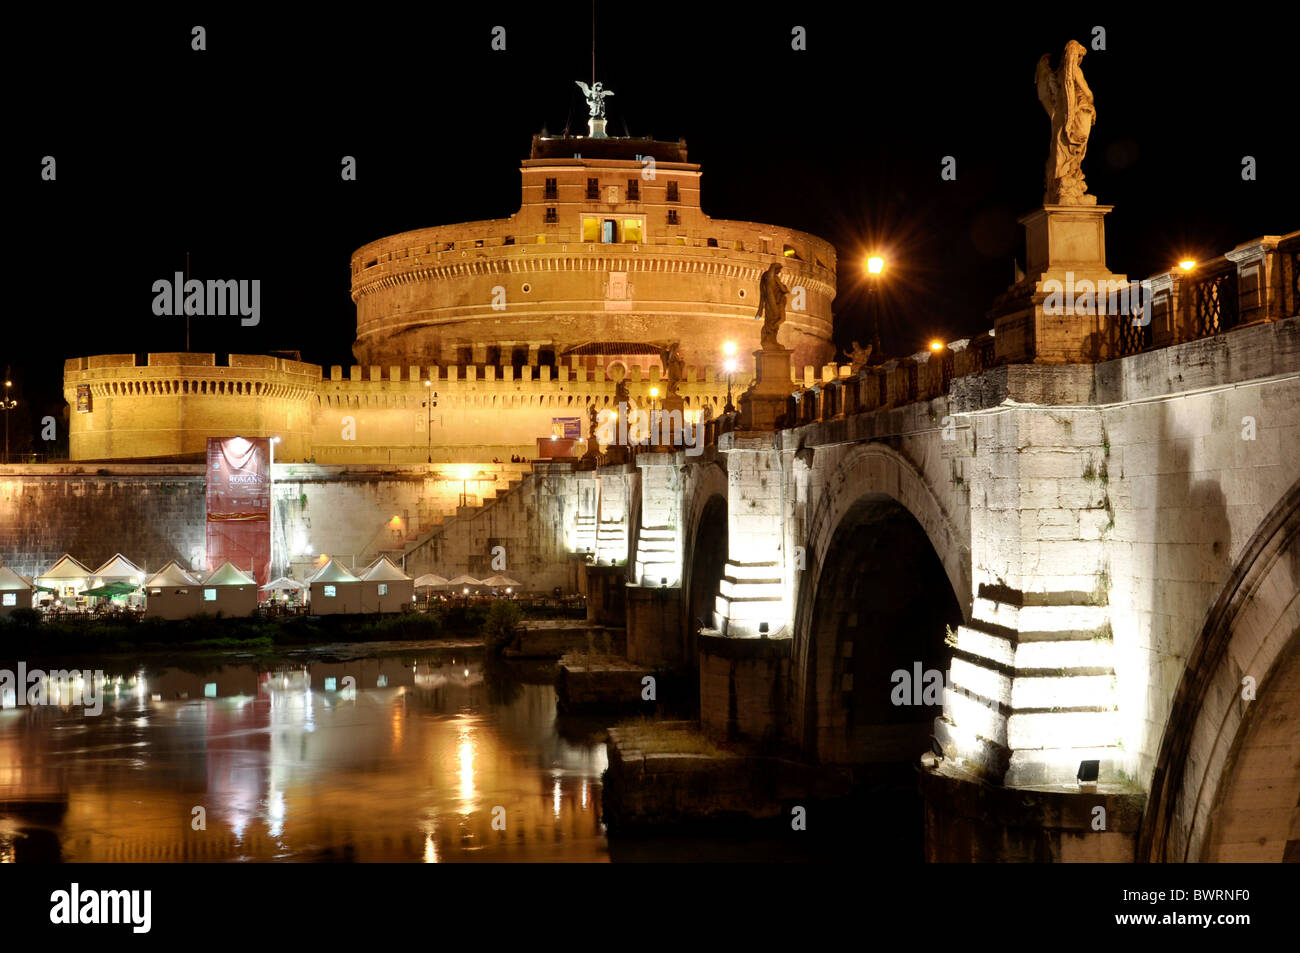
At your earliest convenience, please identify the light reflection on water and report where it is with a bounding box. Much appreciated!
[0,649,610,862]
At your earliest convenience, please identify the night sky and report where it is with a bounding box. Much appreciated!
[10,6,1297,454]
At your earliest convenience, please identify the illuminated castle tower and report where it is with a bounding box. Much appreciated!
[350,119,837,376]
[64,92,839,464]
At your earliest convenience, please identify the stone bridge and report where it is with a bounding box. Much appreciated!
[522,231,1299,861]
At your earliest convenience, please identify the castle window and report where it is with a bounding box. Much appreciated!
[503,235,514,245]
[486,346,502,365]
[666,181,679,202]
[511,347,528,368]
[622,219,643,243]
[586,178,599,199]
[545,207,557,223]
[627,179,640,201]
[667,209,679,225]
[458,347,473,364]
[538,348,556,367]
[707,238,718,248]
[544,177,558,199]
[582,217,600,242]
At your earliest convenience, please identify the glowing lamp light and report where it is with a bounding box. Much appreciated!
[724,358,738,374]
[722,341,737,357]
[649,386,659,399]
[929,340,944,352]
[866,255,885,275]
[424,379,432,387]
[1178,259,1197,272]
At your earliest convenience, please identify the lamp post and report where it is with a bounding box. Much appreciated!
[423,380,437,463]
[2,373,17,465]
[722,341,737,415]
[865,255,886,363]
[648,385,659,444]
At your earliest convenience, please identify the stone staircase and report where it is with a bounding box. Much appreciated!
[936,582,1118,787]
[374,469,528,563]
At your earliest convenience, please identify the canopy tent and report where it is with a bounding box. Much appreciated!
[35,554,93,598]
[79,581,141,598]
[359,557,415,612]
[480,574,522,589]
[143,561,203,620]
[89,553,146,588]
[144,561,201,588]
[0,565,38,615]
[413,573,450,589]
[197,560,258,616]
[446,574,482,587]
[259,575,307,605]
[308,558,364,614]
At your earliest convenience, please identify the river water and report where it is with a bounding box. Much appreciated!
[0,644,614,862]
[0,643,916,862]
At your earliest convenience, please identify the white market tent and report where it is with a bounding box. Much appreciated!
[308,558,363,614]
[142,561,203,620]
[199,561,259,617]
[35,554,93,600]
[89,553,147,588]
[359,556,415,613]
[260,576,307,604]
[480,574,523,590]
[413,573,450,589]
[0,565,38,616]
[446,574,482,593]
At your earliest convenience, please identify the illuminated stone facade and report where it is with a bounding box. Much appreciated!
[64,134,839,463]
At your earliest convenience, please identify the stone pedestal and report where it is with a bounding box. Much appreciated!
[993,204,1128,364]
[626,584,684,668]
[583,562,626,626]
[698,632,791,743]
[738,347,794,430]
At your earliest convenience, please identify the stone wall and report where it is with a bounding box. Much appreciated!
[0,465,207,577]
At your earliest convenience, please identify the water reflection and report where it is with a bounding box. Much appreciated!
[0,648,609,862]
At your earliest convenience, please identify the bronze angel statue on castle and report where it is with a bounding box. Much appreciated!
[1035,40,1097,206]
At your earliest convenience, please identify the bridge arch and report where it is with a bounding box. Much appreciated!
[1140,478,1300,861]
[792,442,968,763]
[681,462,729,666]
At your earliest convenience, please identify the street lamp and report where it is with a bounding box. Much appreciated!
[865,255,886,363]
[2,373,17,465]
[423,380,437,463]
[722,342,737,414]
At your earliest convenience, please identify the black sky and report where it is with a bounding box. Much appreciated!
[10,5,1298,454]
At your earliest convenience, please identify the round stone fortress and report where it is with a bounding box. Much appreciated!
[351,134,837,373]
[63,130,840,463]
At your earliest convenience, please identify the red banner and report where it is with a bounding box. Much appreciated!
[206,437,272,586]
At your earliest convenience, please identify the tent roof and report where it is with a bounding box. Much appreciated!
[145,561,200,587]
[359,557,411,582]
[413,573,450,588]
[308,559,360,583]
[260,576,306,590]
[0,565,36,591]
[446,574,482,586]
[480,574,522,588]
[202,561,257,587]
[91,553,146,579]
[39,554,93,579]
